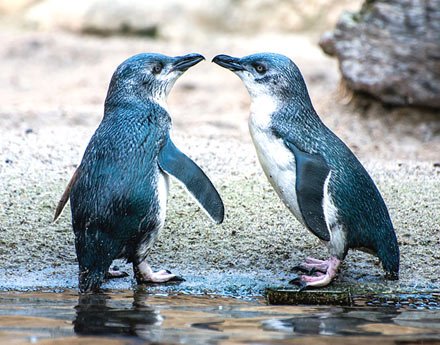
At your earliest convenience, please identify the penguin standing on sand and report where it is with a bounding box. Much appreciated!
[213,53,399,288]
[54,53,224,293]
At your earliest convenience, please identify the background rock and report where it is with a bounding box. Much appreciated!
[24,0,169,35]
[22,0,362,37]
[320,0,440,109]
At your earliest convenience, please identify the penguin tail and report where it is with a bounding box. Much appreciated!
[74,230,119,293]
[377,230,400,280]
[78,267,107,293]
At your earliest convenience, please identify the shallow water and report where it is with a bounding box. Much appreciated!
[0,290,439,345]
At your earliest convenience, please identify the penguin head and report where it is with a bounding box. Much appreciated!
[106,53,205,105]
[212,53,311,105]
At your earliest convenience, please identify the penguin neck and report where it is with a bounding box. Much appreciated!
[249,93,280,130]
[149,94,169,112]
[279,97,323,129]
[105,79,171,113]
[248,93,321,132]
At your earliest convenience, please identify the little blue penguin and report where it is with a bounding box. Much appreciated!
[213,52,399,288]
[54,53,224,293]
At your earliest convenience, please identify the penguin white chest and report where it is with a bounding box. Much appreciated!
[156,171,169,228]
[248,98,304,224]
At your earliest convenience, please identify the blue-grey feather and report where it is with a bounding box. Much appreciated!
[253,53,399,276]
[70,101,170,268]
[158,137,224,224]
[271,103,399,275]
[284,141,331,242]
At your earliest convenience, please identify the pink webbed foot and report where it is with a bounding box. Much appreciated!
[134,261,185,285]
[293,257,330,274]
[290,257,341,289]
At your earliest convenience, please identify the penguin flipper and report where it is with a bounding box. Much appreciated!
[284,140,331,242]
[53,167,80,222]
[158,137,224,224]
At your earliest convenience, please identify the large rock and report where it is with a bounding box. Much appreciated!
[23,0,362,37]
[24,0,182,36]
[320,0,440,109]
[24,0,235,38]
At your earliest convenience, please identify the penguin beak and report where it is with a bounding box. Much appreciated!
[170,53,205,72]
[212,54,244,72]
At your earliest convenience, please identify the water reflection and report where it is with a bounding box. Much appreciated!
[73,290,162,337]
[262,307,398,336]
[0,291,439,345]
[73,290,229,344]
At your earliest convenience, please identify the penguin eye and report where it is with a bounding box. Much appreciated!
[152,63,163,74]
[253,63,267,74]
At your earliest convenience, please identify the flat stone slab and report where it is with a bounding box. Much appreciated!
[266,285,440,308]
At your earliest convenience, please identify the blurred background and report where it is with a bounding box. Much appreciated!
[1,0,438,161]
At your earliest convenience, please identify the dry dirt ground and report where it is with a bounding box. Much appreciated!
[0,28,439,294]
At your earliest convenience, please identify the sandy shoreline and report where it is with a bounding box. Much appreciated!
[0,30,439,294]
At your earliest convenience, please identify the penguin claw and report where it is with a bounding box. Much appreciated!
[138,276,185,286]
[297,282,308,291]
[156,269,172,275]
[154,270,185,282]
[105,269,129,279]
[136,268,185,285]
[288,276,308,291]
[169,275,186,282]
[291,265,317,275]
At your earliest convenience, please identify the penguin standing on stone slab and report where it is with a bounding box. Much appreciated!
[54,53,224,293]
[213,53,399,289]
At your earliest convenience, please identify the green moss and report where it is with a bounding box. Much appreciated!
[266,285,440,307]
[266,288,352,306]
